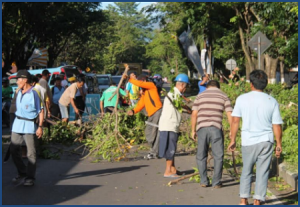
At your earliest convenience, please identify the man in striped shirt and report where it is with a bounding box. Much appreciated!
[191,80,232,188]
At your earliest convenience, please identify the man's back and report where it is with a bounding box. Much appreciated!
[101,86,126,108]
[39,78,52,101]
[232,91,283,146]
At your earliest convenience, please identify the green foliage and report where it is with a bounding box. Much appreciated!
[42,121,79,144]
[2,2,103,69]
[83,112,147,161]
[281,125,298,169]
[178,120,197,151]
[189,167,201,183]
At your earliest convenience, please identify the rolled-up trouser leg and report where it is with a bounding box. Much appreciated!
[253,142,273,202]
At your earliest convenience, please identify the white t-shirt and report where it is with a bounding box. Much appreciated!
[231,91,283,146]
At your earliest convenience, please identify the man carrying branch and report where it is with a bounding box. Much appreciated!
[100,81,126,115]
[158,74,190,178]
[123,71,162,160]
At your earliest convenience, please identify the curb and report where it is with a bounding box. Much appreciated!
[278,163,298,192]
[265,189,284,205]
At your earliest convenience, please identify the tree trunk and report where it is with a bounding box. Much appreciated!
[270,57,278,84]
[264,54,278,84]
[280,60,285,84]
[265,54,271,81]
[245,61,251,82]
[238,24,254,81]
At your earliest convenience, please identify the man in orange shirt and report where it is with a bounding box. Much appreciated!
[124,73,162,159]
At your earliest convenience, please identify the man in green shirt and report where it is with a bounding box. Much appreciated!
[100,82,126,115]
[2,77,13,102]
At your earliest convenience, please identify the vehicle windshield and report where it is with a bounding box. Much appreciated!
[85,77,94,87]
[65,68,80,78]
[112,76,121,85]
[97,77,110,85]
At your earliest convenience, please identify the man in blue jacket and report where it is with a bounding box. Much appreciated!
[10,70,44,186]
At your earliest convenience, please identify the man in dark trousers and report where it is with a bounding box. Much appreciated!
[10,70,44,186]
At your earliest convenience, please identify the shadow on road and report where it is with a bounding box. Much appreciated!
[62,165,149,180]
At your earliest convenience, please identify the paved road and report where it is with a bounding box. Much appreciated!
[3,153,243,205]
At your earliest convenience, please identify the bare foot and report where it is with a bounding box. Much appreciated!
[170,166,177,174]
[239,198,249,205]
[253,200,261,205]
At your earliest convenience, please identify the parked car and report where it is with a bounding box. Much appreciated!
[84,73,100,94]
[96,74,112,94]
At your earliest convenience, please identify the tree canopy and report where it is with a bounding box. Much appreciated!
[2,2,298,81]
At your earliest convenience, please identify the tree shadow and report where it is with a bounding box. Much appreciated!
[265,190,298,205]
[62,165,149,180]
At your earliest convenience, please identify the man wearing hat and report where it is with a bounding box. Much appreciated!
[123,68,162,159]
[198,74,209,94]
[10,70,44,186]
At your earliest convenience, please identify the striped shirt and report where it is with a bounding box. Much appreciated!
[192,87,232,131]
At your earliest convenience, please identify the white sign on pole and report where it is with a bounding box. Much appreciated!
[225,59,237,71]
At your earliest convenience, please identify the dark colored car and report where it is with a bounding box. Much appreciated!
[96,74,112,94]
[85,73,100,94]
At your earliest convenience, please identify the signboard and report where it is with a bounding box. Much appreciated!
[225,59,237,71]
[247,31,272,55]
[69,94,101,122]
[247,31,272,69]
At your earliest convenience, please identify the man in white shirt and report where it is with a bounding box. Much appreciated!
[158,74,190,178]
[228,70,283,205]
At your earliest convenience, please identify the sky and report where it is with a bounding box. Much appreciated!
[100,2,155,11]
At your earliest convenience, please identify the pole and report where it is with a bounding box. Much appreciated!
[258,36,261,69]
